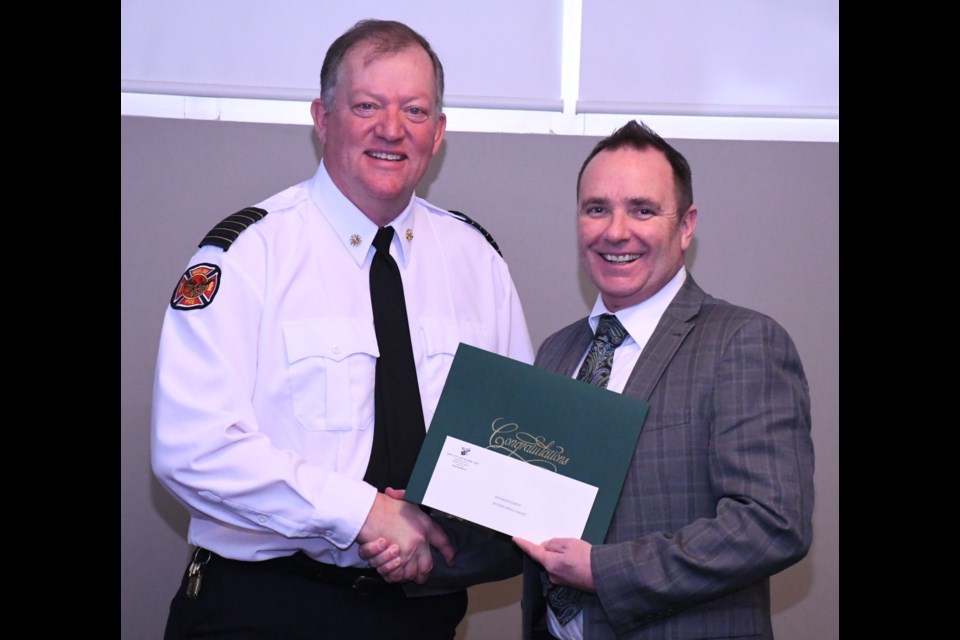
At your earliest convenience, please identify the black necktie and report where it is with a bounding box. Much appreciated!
[544,313,629,626]
[363,226,426,492]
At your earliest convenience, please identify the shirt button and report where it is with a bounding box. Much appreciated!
[332,346,341,355]
[258,516,267,523]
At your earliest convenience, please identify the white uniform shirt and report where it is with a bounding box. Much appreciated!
[152,161,534,567]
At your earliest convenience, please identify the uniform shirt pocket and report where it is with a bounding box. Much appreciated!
[421,318,492,355]
[283,317,378,432]
[418,318,492,425]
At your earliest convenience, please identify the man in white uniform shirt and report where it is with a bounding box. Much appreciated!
[152,19,533,640]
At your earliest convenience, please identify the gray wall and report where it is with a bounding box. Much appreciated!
[121,116,839,639]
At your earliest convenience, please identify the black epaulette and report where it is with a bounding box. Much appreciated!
[198,207,269,251]
[447,210,502,258]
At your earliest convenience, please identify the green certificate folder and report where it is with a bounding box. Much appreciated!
[406,344,648,544]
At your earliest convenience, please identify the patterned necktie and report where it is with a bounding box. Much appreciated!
[545,313,629,626]
[362,226,426,492]
[575,314,629,387]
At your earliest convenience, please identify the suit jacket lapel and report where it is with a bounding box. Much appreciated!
[623,276,706,401]
[536,319,594,377]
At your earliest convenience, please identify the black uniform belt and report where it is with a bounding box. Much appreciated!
[202,548,402,596]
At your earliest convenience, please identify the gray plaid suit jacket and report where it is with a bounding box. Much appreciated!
[522,275,814,640]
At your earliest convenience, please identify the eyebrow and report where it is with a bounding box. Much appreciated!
[579,197,609,208]
[348,88,433,106]
[626,197,663,210]
[579,196,664,210]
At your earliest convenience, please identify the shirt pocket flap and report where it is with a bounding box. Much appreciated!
[419,317,462,357]
[283,318,379,364]
[420,317,492,356]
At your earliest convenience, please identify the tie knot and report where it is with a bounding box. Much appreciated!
[595,314,628,348]
[373,226,395,253]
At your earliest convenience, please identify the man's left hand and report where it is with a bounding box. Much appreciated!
[513,536,596,593]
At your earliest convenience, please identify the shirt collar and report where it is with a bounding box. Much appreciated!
[588,268,687,342]
[309,160,418,267]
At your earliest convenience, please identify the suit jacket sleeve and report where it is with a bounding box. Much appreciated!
[589,307,814,634]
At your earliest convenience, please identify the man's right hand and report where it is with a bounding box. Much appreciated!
[357,490,454,584]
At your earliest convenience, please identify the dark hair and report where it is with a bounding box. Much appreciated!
[577,120,693,215]
[320,19,445,112]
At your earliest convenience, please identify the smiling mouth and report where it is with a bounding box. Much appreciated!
[366,151,406,161]
[601,253,640,264]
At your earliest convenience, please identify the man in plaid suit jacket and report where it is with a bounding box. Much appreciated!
[514,121,814,640]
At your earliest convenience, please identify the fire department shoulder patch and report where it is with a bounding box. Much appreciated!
[171,263,222,310]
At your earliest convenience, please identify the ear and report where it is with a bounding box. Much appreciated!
[431,112,447,156]
[679,206,698,251]
[310,99,329,145]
